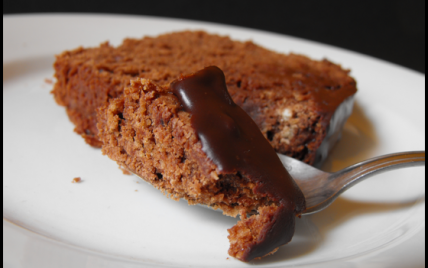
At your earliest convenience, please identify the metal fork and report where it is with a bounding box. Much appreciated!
[277,151,425,215]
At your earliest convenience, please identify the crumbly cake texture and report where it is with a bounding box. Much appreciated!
[97,78,305,261]
[52,31,357,165]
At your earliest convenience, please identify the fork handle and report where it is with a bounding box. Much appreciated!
[305,151,425,215]
[330,151,425,197]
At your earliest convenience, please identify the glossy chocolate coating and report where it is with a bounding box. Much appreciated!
[171,66,306,260]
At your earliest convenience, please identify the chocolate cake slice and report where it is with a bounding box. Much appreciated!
[52,31,357,165]
[97,67,305,261]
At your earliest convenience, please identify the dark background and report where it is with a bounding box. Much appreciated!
[4,0,425,73]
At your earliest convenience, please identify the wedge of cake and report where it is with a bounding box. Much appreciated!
[97,66,306,261]
[52,31,357,165]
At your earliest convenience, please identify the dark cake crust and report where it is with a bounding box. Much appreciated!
[52,31,357,165]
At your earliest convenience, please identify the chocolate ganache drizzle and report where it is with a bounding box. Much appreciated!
[171,66,306,260]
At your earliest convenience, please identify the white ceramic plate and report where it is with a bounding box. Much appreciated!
[3,14,425,268]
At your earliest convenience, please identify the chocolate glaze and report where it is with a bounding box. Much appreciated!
[171,66,306,261]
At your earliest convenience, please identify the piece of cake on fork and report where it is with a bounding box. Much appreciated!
[96,66,306,261]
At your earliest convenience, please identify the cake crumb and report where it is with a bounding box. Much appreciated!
[135,189,138,192]
[44,78,53,84]
[119,166,131,175]
[71,177,81,183]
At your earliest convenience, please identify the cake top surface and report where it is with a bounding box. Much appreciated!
[62,31,356,116]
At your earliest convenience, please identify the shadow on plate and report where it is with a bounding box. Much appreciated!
[3,55,55,83]
[253,195,424,265]
[322,101,378,172]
